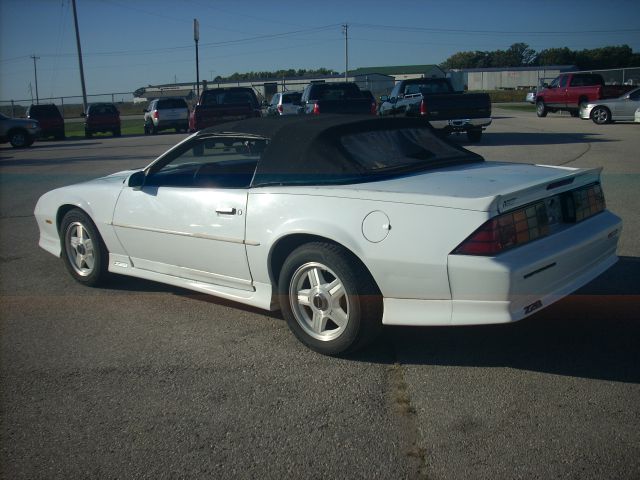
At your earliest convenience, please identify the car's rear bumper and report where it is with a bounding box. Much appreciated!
[382,210,621,326]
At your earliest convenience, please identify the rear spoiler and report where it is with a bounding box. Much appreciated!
[493,166,603,214]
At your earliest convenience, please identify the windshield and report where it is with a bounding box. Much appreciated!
[340,128,471,173]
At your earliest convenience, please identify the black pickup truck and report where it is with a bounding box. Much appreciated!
[189,87,261,131]
[378,78,491,142]
[300,82,376,115]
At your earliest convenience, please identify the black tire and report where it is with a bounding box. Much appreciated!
[536,101,547,117]
[467,128,482,142]
[144,123,150,135]
[55,132,66,140]
[8,129,30,148]
[591,106,612,125]
[60,209,109,287]
[85,130,92,138]
[113,128,121,137]
[151,124,158,135]
[278,242,382,355]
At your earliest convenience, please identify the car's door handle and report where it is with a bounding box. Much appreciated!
[216,207,237,215]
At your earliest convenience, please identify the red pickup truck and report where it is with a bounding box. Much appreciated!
[535,73,633,117]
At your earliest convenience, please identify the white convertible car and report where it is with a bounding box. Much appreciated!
[35,116,622,355]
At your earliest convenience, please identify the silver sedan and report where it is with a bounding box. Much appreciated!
[580,88,640,124]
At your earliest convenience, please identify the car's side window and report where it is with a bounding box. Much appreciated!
[145,136,267,189]
[559,76,568,88]
[629,90,640,101]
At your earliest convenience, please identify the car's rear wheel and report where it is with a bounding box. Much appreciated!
[591,106,611,125]
[113,128,121,137]
[278,242,382,355]
[85,129,92,138]
[60,209,109,287]
[8,129,29,148]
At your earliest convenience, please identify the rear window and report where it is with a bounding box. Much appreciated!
[157,98,187,109]
[90,104,117,114]
[310,84,362,100]
[340,128,472,172]
[202,90,258,107]
[404,80,453,95]
[28,105,61,118]
[282,93,301,104]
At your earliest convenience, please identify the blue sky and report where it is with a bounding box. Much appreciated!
[1,0,639,102]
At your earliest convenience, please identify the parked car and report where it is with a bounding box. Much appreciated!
[535,73,634,118]
[83,103,121,137]
[525,88,537,104]
[144,98,189,134]
[265,91,302,116]
[26,104,65,140]
[299,82,375,115]
[378,77,491,142]
[0,112,40,148]
[189,87,261,131]
[579,88,640,124]
[635,107,640,123]
[34,115,621,356]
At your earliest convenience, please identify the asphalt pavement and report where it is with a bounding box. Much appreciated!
[1,110,638,479]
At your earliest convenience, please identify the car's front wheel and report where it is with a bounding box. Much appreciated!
[60,209,109,287]
[591,106,611,125]
[278,242,382,355]
[8,129,30,148]
[536,101,547,117]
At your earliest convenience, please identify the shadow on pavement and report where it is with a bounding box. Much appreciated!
[452,131,612,147]
[96,253,640,383]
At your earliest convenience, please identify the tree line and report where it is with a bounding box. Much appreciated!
[213,68,339,83]
[440,43,640,70]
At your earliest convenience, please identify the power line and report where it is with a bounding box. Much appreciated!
[351,22,640,36]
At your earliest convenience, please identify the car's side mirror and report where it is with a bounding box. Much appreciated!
[128,171,146,189]
[542,83,549,88]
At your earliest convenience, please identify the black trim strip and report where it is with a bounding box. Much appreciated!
[524,262,557,279]
[547,178,574,190]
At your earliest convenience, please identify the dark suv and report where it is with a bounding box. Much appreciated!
[26,104,65,140]
[83,103,121,137]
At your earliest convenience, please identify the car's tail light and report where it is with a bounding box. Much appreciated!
[453,202,550,255]
[419,99,427,116]
[312,103,320,115]
[564,183,605,222]
[277,104,283,114]
[153,110,159,119]
[453,183,605,256]
[370,101,377,115]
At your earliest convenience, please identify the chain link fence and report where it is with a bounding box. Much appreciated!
[0,92,135,119]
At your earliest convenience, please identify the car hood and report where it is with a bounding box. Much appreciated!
[259,162,602,214]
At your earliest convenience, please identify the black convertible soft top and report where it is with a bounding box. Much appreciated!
[199,115,484,187]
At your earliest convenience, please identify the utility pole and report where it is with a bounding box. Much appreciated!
[194,19,200,97]
[30,55,40,104]
[71,0,88,113]
[342,23,349,80]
